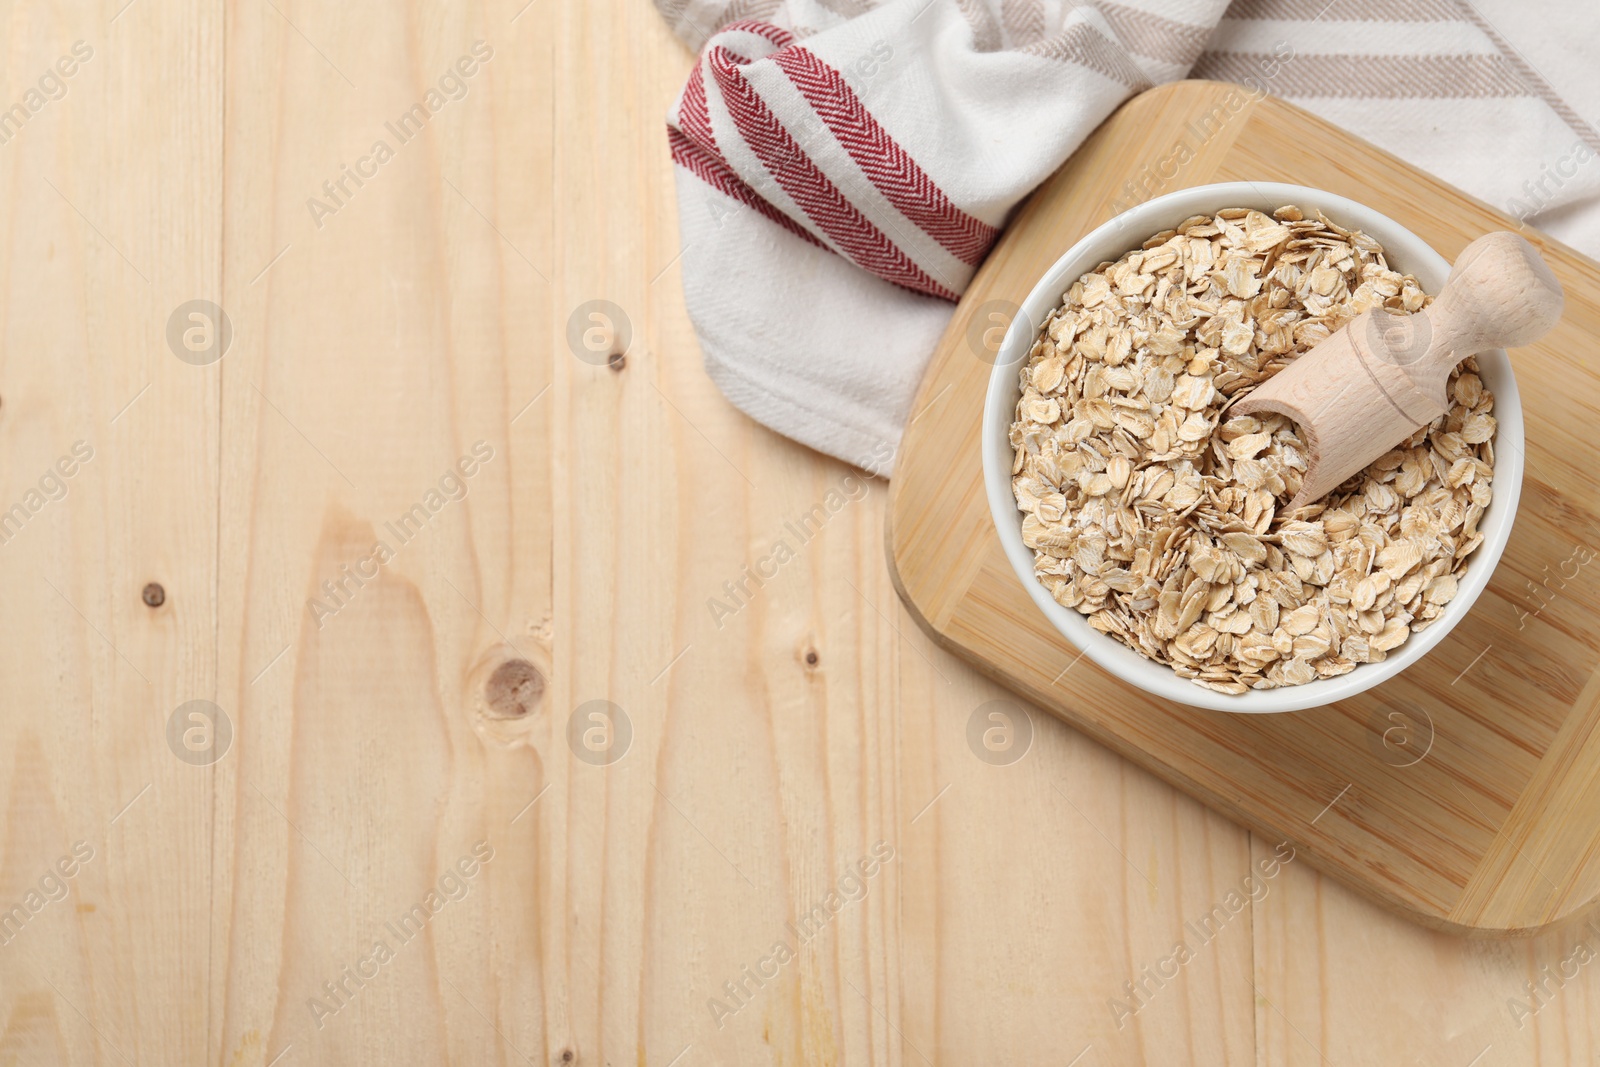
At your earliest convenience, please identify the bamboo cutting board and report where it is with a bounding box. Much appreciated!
[888,80,1600,936]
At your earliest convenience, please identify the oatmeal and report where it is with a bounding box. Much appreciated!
[1009,206,1495,693]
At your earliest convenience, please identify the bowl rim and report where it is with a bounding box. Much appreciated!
[981,181,1524,713]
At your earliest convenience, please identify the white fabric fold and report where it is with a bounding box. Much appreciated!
[659,0,1600,476]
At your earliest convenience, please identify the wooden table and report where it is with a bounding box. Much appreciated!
[1,2,1595,1064]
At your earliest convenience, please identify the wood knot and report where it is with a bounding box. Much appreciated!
[484,659,545,719]
[607,350,626,372]
[142,582,166,608]
[558,1049,575,1065]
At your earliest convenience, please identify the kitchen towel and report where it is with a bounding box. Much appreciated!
[658,0,1600,476]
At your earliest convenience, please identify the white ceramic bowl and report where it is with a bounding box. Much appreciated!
[983,182,1523,713]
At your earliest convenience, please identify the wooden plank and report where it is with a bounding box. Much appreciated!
[213,2,552,1063]
[1252,854,1600,1066]
[0,1,221,1062]
[888,80,1600,935]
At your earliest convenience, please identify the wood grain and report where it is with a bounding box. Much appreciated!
[3,8,1600,1066]
[889,80,1600,938]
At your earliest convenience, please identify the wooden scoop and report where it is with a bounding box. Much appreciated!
[1231,231,1564,511]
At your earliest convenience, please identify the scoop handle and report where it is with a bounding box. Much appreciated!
[1417,231,1564,375]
